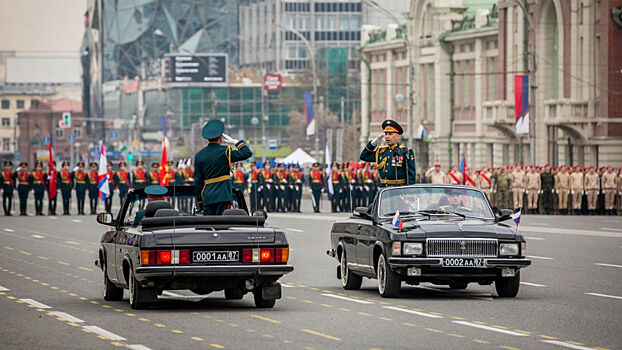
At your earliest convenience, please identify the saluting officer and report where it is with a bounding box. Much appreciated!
[17,162,31,216]
[31,162,46,216]
[194,120,252,215]
[2,161,16,216]
[360,120,416,187]
[57,161,73,215]
[87,162,99,214]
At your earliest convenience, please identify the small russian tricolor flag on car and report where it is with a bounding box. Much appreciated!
[392,211,403,230]
[510,209,521,226]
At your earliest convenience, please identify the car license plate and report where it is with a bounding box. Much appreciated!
[193,251,239,262]
[442,258,484,267]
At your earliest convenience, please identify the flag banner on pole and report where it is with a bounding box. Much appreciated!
[418,124,432,142]
[98,141,110,201]
[47,134,57,199]
[159,136,169,186]
[510,209,521,226]
[392,211,403,230]
[304,91,315,136]
[160,115,168,137]
[325,140,333,196]
[514,75,529,135]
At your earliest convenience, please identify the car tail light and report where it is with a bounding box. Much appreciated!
[179,249,190,264]
[157,250,172,264]
[242,249,252,263]
[140,250,156,265]
[260,248,274,262]
[275,248,289,263]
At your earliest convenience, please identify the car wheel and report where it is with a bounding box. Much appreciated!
[340,250,362,290]
[449,282,468,290]
[377,254,400,298]
[224,288,245,300]
[103,264,123,301]
[253,290,276,308]
[128,268,150,309]
[495,271,520,298]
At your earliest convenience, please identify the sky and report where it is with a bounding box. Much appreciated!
[0,0,86,57]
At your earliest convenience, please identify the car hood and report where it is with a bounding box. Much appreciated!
[390,219,518,240]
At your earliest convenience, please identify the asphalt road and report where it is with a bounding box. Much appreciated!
[1,202,621,350]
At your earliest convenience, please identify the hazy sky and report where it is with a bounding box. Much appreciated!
[0,0,86,57]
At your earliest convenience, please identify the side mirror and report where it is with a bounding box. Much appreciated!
[252,209,268,219]
[496,209,513,222]
[353,207,372,220]
[96,212,115,226]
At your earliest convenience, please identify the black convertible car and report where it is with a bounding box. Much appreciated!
[95,186,293,309]
[327,185,531,298]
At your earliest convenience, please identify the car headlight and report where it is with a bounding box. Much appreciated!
[499,243,519,257]
[403,243,423,256]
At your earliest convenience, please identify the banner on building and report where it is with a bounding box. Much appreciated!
[514,75,529,135]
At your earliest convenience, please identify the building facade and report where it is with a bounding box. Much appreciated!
[360,0,622,169]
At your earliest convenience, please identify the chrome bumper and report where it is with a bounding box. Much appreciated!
[388,257,531,268]
[135,264,294,278]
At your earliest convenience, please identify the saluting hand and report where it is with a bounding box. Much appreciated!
[371,133,384,147]
[221,134,238,145]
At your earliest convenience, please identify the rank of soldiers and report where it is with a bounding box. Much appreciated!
[424,163,622,215]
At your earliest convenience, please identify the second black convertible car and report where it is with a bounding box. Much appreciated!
[95,186,293,309]
[327,185,531,298]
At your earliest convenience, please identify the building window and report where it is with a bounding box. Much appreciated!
[74,127,82,138]
[1,100,8,109]
[1,118,9,127]
[56,128,64,138]
[2,138,9,151]
[16,100,24,109]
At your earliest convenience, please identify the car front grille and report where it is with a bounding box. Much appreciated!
[426,238,498,257]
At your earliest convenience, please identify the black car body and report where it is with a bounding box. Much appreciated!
[327,184,531,298]
[95,186,293,309]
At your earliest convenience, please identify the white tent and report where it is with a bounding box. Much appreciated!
[276,148,317,165]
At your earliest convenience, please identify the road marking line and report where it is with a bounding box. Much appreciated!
[38,256,49,260]
[4,246,14,250]
[600,227,622,232]
[48,217,57,220]
[541,340,599,350]
[71,219,82,223]
[82,326,126,341]
[287,228,304,232]
[595,263,622,269]
[453,321,529,336]
[0,286,8,291]
[500,346,520,350]
[57,261,70,265]
[210,344,225,349]
[300,329,341,341]
[521,282,547,287]
[527,255,554,260]
[525,236,545,241]
[473,339,491,344]
[64,241,80,245]
[321,293,374,304]
[126,345,153,350]
[4,229,15,232]
[383,306,443,319]
[171,330,183,334]
[250,314,280,324]
[50,311,84,323]
[585,292,622,300]
[20,299,51,309]
[401,322,417,327]
[31,235,45,239]
[281,284,295,288]
[448,333,465,338]
[424,328,443,333]
[78,266,93,272]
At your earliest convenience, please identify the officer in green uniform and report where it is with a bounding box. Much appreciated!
[2,161,16,216]
[57,161,73,215]
[87,162,99,214]
[17,162,31,216]
[360,120,416,187]
[194,120,253,215]
[329,162,343,213]
[74,162,88,215]
[133,185,168,226]
[495,167,512,209]
[30,162,46,216]
[540,164,555,215]
[308,162,325,213]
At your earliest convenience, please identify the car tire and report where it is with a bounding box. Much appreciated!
[224,288,245,300]
[128,268,150,309]
[377,254,400,298]
[103,264,123,301]
[449,282,468,290]
[340,250,362,290]
[495,271,520,298]
[253,290,276,308]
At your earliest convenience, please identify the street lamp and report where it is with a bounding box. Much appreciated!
[275,23,319,158]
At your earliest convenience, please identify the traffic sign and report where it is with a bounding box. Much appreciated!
[59,112,71,128]
[109,130,118,139]
[14,150,20,162]
[268,137,278,150]
[42,136,50,144]
[264,74,282,92]
[68,134,76,142]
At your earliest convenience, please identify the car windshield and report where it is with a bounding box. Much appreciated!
[378,187,494,219]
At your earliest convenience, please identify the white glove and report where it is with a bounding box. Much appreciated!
[555,189,558,194]
[370,133,384,147]
[538,190,542,194]
[221,134,238,145]
[525,190,528,194]
[571,190,575,195]
[582,190,586,195]
[552,189,555,193]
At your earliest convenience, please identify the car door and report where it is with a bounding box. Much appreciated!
[343,222,359,269]
[357,221,374,271]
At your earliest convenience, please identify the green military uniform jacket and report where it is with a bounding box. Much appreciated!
[360,141,416,187]
[194,140,253,206]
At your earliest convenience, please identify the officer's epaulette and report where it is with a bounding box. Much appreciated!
[378,145,389,151]
[399,145,406,148]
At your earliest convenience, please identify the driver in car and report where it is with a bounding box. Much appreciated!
[438,189,472,213]
[133,185,168,225]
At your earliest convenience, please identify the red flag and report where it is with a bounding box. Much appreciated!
[47,135,57,199]
[159,136,169,186]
